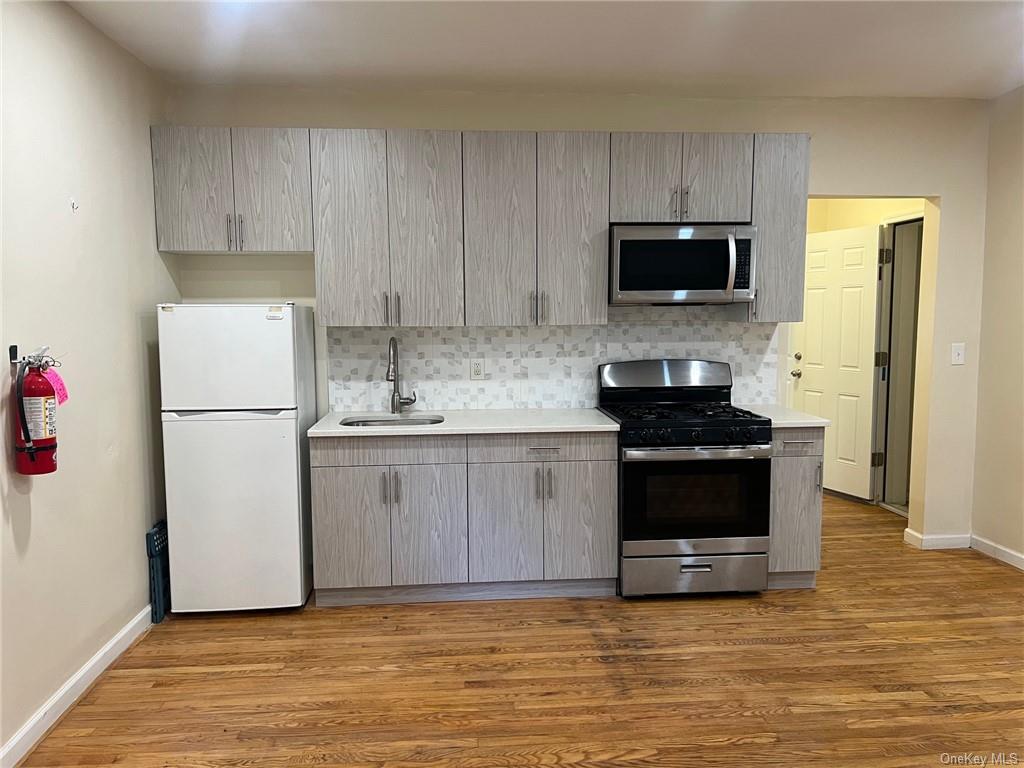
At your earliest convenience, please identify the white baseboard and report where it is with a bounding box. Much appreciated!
[1,605,151,768]
[971,534,1024,571]
[903,528,971,549]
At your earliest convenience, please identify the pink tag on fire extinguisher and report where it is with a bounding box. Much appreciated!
[42,368,69,405]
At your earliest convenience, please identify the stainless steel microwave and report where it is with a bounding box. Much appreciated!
[610,224,757,305]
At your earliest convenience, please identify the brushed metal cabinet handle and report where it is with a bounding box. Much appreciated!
[682,186,690,218]
[680,564,712,574]
[670,186,678,219]
[546,467,554,500]
[527,446,560,453]
[395,292,402,326]
[817,462,823,492]
[226,213,234,250]
[381,471,389,505]
[783,440,814,445]
[535,467,542,500]
[238,215,245,250]
[383,292,390,326]
[529,290,536,324]
[392,469,401,505]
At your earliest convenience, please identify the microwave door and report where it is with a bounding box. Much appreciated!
[610,225,742,305]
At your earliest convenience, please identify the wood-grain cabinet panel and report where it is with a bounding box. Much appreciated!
[467,432,618,464]
[468,462,545,582]
[769,454,823,572]
[772,427,826,457]
[312,466,391,588]
[310,435,468,467]
[544,460,618,580]
[680,132,754,223]
[391,464,469,586]
[231,127,313,252]
[311,128,391,326]
[610,132,683,223]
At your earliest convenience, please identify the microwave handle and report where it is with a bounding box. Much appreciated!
[726,233,737,293]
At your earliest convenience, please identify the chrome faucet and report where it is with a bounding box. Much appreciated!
[386,336,417,414]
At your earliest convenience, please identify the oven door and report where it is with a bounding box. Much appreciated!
[611,225,756,305]
[620,445,771,557]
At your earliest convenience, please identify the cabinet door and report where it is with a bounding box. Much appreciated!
[680,133,754,223]
[769,455,823,572]
[537,132,610,326]
[543,461,617,580]
[463,131,537,326]
[751,133,811,322]
[151,126,234,252]
[311,466,391,588]
[312,129,391,326]
[610,132,682,223]
[468,462,544,582]
[231,127,313,252]
[391,464,468,585]
[387,130,464,327]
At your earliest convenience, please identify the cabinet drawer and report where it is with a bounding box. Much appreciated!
[621,554,768,596]
[772,427,825,457]
[467,432,617,463]
[311,435,468,467]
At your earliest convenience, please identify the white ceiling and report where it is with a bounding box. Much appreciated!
[72,1,1024,99]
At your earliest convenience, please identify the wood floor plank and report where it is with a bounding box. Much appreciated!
[20,495,1024,767]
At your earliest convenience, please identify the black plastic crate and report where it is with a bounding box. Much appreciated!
[146,520,170,623]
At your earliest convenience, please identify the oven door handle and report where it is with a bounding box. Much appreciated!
[621,446,772,462]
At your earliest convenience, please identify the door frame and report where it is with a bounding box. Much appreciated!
[871,214,925,512]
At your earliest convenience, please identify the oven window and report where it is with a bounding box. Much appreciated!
[618,238,730,291]
[622,459,770,541]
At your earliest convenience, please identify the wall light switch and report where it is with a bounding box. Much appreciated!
[470,359,486,380]
[951,342,966,366]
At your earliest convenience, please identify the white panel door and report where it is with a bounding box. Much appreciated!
[162,411,307,611]
[787,225,878,498]
[158,304,297,410]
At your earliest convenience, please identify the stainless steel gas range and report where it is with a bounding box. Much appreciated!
[597,359,772,596]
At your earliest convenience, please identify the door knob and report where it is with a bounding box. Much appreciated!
[791,369,803,378]
[794,352,802,361]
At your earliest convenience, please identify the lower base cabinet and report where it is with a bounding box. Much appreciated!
[544,460,618,580]
[391,463,468,585]
[769,452,824,573]
[312,466,391,588]
[468,462,544,582]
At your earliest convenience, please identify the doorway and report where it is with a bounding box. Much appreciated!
[786,198,927,510]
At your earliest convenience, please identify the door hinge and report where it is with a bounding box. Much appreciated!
[875,351,889,367]
[878,247,893,264]
[871,451,885,467]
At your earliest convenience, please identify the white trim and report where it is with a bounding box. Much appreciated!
[903,528,971,549]
[1,606,151,768]
[971,534,1024,572]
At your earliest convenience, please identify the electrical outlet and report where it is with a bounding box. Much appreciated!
[470,359,486,380]
[951,342,966,366]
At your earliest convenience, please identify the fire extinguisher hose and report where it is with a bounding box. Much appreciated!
[15,360,37,462]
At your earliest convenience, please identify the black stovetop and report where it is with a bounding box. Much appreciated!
[598,400,772,448]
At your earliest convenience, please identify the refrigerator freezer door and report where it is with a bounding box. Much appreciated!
[162,410,309,611]
[158,304,298,411]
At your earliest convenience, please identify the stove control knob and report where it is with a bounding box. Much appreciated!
[739,427,753,442]
[691,429,704,442]
[659,428,672,442]
[725,427,738,441]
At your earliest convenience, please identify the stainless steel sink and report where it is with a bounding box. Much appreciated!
[340,415,445,427]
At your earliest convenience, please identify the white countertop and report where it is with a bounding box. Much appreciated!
[738,403,831,429]
[308,408,619,438]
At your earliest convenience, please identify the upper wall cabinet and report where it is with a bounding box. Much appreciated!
[537,131,610,326]
[387,130,465,327]
[231,127,313,253]
[151,126,234,252]
[750,133,811,323]
[463,131,538,327]
[311,129,391,326]
[681,133,754,222]
[151,126,313,254]
[610,132,683,223]
[610,132,754,224]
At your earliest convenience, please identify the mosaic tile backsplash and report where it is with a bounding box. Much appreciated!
[327,305,780,411]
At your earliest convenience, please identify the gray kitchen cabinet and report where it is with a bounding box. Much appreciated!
[387,129,465,327]
[537,131,610,326]
[468,462,545,582]
[311,128,391,326]
[231,127,313,252]
[311,466,392,588]
[750,133,811,322]
[769,454,823,573]
[390,463,468,586]
[543,460,618,580]
[151,126,234,252]
[610,132,683,223]
[680,132,754,223]
[463,131,538,327]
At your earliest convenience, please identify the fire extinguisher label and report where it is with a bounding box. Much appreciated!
[24,396,57,439]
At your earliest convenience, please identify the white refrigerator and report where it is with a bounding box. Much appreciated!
[157,303,316,611]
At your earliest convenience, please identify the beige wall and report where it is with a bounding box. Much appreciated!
[164,86,991,540]
[1,2,178,742]
[972,87,1024,556]
[807,197,926,233]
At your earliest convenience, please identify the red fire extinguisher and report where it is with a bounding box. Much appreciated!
[10,345,60,475]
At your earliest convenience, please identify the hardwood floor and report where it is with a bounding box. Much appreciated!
[23,495,1024,767]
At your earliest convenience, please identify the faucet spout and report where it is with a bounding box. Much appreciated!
[386,337,398,382]
[385,336,417,414]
